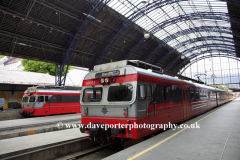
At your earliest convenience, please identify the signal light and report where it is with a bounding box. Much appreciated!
[123,107,128,117]
[111,77,115,82]
[84,107,88,115]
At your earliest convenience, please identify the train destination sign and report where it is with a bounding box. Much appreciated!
[95,70,120,78]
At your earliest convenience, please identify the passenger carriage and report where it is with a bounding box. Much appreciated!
[79,60,233,144]
[19,86,81,117]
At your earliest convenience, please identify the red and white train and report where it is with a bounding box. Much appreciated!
[79,60,233,144]
[19,86,81,117]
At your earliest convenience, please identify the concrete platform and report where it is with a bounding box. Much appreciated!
[0,128,96,160]
[0,113,81,140]
[0,113,81,131]
[104,98,240,160]
[0,109,22,121]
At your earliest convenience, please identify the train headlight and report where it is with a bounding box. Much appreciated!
[105,78,109,83]
[99,78,104,84]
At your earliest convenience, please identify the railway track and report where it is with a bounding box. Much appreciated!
[56,144,110,160]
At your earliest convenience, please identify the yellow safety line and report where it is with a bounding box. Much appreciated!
[127,105,225,160]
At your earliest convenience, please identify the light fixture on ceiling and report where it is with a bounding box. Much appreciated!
[181,55,186,59]
[143,0,150,39]
[83,13,101,23]
[144,32,150,39]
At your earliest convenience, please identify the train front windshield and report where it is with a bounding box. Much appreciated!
[108,84,133,102]
[22,97,29,103]
[22,96,37,103]
[82,88,103,102]
[29,96,36,102]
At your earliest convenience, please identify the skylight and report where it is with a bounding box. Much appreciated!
[107,0,234,59]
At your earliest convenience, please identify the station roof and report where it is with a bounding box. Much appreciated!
[0,69,82,86]
[0,0,239,73]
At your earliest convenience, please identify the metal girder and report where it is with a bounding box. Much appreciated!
[94,0,186,67]
[126,12,237,62]
[175,49,237,73]
[0,30,99,63]
[145,26,238,63]
[56,0,110,86]
[166,44,237,71]
[0,5,112,46]
[179,54,240,75]
[155,36,236,66]
[220,0,240,6]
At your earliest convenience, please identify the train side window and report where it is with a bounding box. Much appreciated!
[62,95,80,103]
[183,89,185,100]
[147,85,152,98]
[171,85,182,102]
[137,84,146,99]
[45,96,49,102]
[154,85,162,103]
[179,86,183,101]
[49,95,58,103]
[69,95,80,102]
[37,96,44,102]
[137,85,140,99]
[140,84,146,99]
[195,89,200,100]
[175,86,182,102]
[162,86,167,102]
[57,95,62,103]
[189,88,195,101]
[166,86,173,102]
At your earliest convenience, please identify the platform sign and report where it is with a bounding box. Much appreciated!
[0,93,9,109]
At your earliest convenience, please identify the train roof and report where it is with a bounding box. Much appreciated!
[25,85,81,93]
[91,60,231,92]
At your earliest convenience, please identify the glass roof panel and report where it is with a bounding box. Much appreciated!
[107,0,234,59]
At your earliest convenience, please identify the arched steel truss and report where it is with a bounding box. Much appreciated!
[98,11,239,68]
[51,0,240,85]
[1,0,240,86]
[154,36,238,66]
[175,49,237,73]
[179,54,240,75]
[145,26,238,63]
[125,12,238,62]
[90,0,184,69]
[166,44,237,71]
[56,0,110,86]
[153,30,239,66]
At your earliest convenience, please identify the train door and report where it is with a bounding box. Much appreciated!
[137,83,152,120]
[216,91,219,106]
[182,84,189,121]
[43,95,51,113]
[137,84,147,117]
